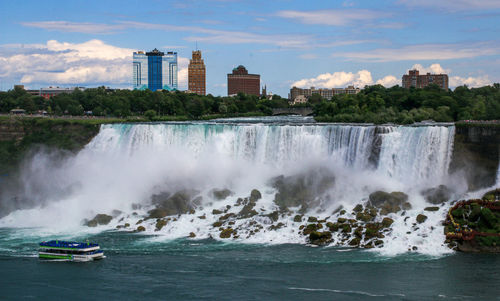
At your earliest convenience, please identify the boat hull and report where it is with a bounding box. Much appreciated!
[39,251,104,262]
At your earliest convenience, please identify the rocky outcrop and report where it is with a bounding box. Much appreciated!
[368,191,411,215]
[148,190,198,218]
[210,188,233,200]
[482,189,500,201]
[85,214,113,227]
[445,198,500,252]
[272,168,335,211]
[450,124,500,190]
[421,185,453,204]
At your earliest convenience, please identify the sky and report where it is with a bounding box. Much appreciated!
[0,0,499,97]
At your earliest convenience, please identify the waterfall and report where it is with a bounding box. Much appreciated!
[0,119,460,255]
[86,122,454,186]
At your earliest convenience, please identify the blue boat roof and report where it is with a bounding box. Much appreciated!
[39,240,99,249]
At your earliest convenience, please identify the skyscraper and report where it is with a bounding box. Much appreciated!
[132,51,148,90]
[163,52,178,91]
[188,50,206,95]
[227,65,260,96]
[132,48,178,91]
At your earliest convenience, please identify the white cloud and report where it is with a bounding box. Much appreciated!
[22,20,377,50]
[0,39,188,89]
[406,63,492,88]
[449,75,491,88]
[276,9,387,26]
[22,20,312,49]
[177,57,189,89]
[335,42,499,62]
[376,75,399,87]
[409,63,449,74]
[20,21,127,34]
[299,53,318,60]
[292,70,405,89]
[292,70,376,88]
[398,0,500,10]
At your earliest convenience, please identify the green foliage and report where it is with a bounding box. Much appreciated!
[1,84,498,124]
[0,87,287,119]
[314,84,499,123]
[144,110,157,120]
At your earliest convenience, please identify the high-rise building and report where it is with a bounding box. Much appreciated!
[402,69,448,90]
[163,51,178,91]
[132,51,148,90]
[188,50,206,95]
[132,48,178,91]
[227,65,260,96]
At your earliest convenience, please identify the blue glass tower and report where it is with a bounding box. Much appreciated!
[146,49,164,92]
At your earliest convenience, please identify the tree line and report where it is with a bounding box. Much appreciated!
[0,87,288,119]
[313,84,500,124]
[0,83,499,123]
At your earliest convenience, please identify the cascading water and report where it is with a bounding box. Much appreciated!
[0,117,463,255]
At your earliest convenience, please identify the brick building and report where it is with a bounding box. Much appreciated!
[188,50,206,95]
[227,65,260,96]
[289,86,360,101]
[402,69,448,90]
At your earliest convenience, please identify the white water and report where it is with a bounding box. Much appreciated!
[0,118,466,255]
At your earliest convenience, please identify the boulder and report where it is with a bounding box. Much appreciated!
[421,185,453,204]
[269,222,285,231]
[307,216,318,223]
[210,188,233,200]
[349,237,361,246]
[136,226,146,232]
[293,215,303,222]
[482,188,500,201]
[267,211,279,222]
[147,208,168,219]
[424,206,440,212]
[220,228,234,238]
[212,209,223,215]
[250,189,262,202]
[368,191,410,215]
[189,232,196,238]
[150,189,197,217]
[219,213,236,221]
[309,231,332,246]
[85,214,113,227]
[416,214,428,224]
[237,201,258,219]
[353,204,363,212]
[155,219,167,231]
[272,168,335,210]
[303,223,321,235]
[381,217,394,228]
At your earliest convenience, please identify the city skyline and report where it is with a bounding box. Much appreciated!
[0,0,499,96]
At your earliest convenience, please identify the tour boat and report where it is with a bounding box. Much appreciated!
[38,240,105,262]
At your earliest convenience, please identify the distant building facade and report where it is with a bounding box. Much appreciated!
[289,86,360,101]
[133,48,178,91]
[227,65,260,96]
[402,69,448,90]
[18,86,85,99]
[188,50,206,95]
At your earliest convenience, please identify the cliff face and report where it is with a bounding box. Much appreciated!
[0,117,100,173]
[450,124,500,190]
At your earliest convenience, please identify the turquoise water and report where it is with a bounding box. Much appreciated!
[1,229,499,300]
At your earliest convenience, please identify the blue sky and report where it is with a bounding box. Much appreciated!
[0,0,499,96]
